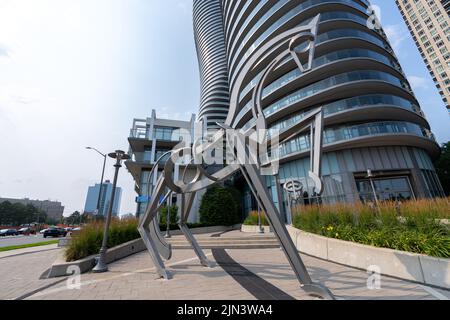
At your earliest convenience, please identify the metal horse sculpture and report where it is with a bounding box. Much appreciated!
[138,15,334,299]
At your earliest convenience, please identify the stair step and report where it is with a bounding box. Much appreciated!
[167,239,278,244]
[168,236,277,241]
[171,243,281,249]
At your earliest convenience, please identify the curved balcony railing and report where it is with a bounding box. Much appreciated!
[279,121,435,158]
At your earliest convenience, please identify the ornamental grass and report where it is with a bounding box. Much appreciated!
[292,197,450,258]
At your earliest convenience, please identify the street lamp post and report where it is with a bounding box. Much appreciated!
[35,211,40,237]
[366,169,380,212]
[92,150,130,273]
[86,147,107,217]
[257,205,264,234]
[165,195,172,238]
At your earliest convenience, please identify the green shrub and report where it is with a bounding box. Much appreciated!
[65,219,139,262]
[292,198,450,258]
[199,185,241,226]
[159,205,179,226]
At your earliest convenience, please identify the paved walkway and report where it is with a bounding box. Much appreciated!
[0,245,63,300]
[6,231,446,300]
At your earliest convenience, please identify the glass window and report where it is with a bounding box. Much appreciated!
[356,176,414,203]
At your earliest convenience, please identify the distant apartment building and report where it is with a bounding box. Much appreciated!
[442,0,450,17]
[0,197,64,222]
[396,0,450,113]
[125,109,201,221]
[83,180,122,217]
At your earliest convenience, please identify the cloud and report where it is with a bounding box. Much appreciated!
[407,75,430,91]
[176,0,189,14]
[384,24,409,53]
[0,85,41,105]
[0,43,10,58]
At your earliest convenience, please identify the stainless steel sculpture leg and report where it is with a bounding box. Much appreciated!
[240,163,335,300]
[138,224,172,280]
[179,192,214,268]
[138,174,173,279]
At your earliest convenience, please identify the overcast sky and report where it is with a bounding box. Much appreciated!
[0,0,448,216]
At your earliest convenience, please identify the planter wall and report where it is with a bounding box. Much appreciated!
[241,225,271,233]
[286,225,450,289]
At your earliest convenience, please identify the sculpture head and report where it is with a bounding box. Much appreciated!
[289,15,320,74]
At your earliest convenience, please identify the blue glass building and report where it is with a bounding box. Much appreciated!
[83,180,122,217]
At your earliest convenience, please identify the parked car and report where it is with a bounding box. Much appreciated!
[43,227,67,238]
[39,228,48,234]
[18,227,32,235]
[0,229,19,237]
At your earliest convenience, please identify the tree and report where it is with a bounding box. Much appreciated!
[64,211,87,226]
[199,185,241,226]
[434,141,450,195]
[0,201,45,226]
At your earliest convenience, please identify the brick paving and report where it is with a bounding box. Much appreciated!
[0,232,448,300]
[0,246,62,300]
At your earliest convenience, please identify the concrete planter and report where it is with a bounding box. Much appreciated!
[286,225,450,289]
[48,225,237,278]
[241,225,271,233]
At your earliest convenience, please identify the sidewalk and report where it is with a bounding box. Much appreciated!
[0,243,59,259]
[24,244,449,300]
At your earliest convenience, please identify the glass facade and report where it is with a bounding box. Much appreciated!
[357,177,414,202]
[195,0,443,218]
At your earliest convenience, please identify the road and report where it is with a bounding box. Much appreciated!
[0,234,62,248]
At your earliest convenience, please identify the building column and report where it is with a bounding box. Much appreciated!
[336,152,359,203]
[408,148,429,199]
[150,110,157,164]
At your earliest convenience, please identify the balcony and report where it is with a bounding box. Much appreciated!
[130,128,150,139]
[129,127,189,143]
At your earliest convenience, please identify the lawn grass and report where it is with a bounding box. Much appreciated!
[0,240,59,252]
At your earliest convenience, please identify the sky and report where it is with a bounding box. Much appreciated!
[0,0,448,216]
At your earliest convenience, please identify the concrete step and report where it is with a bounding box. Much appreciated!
[167,235,280,249]
[168,235,277,241]
[171,243,281,249]
[167,239,279,245]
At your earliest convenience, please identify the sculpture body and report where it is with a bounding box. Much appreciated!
[138,15,334,299]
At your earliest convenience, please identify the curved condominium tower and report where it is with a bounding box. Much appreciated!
[193,0,231,129]
[194,0,444,213]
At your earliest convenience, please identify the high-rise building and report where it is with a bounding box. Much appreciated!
[441,0,450,17]
[193,0,231,130]
[396,0,450,114]
[194,0,444,219]
[83,180,122,217]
